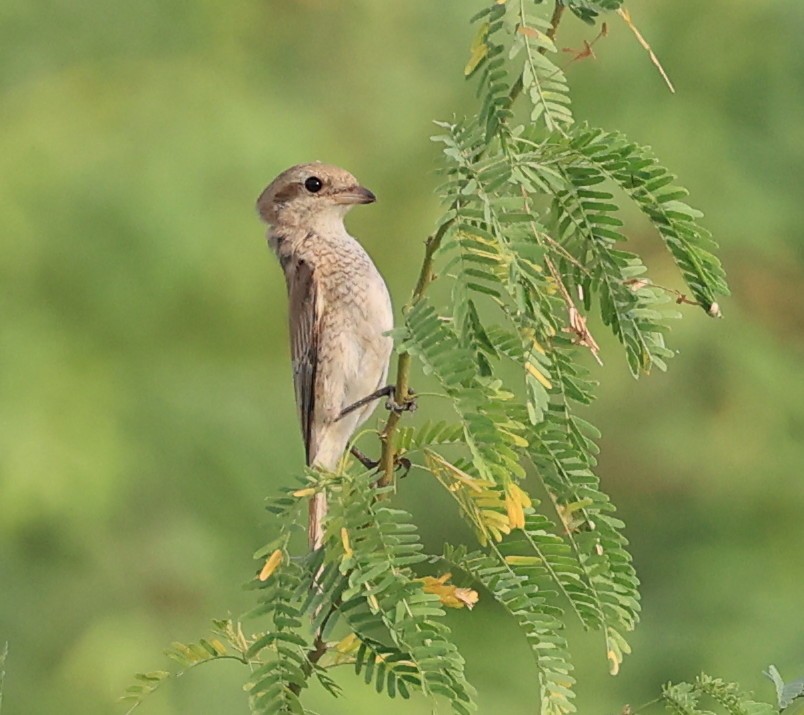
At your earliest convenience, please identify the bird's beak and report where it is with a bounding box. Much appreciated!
[333,185,376,205]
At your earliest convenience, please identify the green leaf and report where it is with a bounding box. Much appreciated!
[444,545,576,715]
[767,666,804,710]
[565,0,625,25]
[558,126,730,313]
[513,7,573,132]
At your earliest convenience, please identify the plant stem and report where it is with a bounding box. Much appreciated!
[627,696,663,714]
[379,0,567,490]
[378,226,449,488]
[546,0,566,44]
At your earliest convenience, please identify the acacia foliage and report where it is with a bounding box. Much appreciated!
[660,673,778,715]
[124,1,729,714]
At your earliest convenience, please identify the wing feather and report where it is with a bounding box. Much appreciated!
[286,257,319,466]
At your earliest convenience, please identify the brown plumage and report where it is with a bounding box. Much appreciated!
[257,163,394,549]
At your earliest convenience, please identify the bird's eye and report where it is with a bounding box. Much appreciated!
[304,176,323,193]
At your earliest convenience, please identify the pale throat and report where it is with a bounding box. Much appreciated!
[274,204,351,237]
[269,204,357,258]
[305,206,351,237]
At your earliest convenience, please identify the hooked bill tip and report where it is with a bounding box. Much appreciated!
[355,186,376,204]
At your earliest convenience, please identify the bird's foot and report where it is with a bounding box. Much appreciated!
[395,456,412,478]
[349,446,379,470]
[338,385,417,420]
[385,387,417,415]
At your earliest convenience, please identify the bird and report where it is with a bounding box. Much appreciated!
[257,162,394,551]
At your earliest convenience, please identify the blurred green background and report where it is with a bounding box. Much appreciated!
[1,1,801,712]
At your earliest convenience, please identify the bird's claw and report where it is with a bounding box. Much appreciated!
[385,387,417,415]
[395,456,412,478]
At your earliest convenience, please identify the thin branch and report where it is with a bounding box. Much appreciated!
[560,21,608,70]
[378,228,447,488]
[617,7,675,93]
[623,696,663,714]
[287,637,327,696]
[545,255,603,364]
[624,277,722,316]
[545,0,566,47]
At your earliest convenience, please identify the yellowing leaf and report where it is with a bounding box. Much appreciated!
[506,495,524,530]
[531,337,547,355]
[505,483,532,530]
[340,527,353,558]
[425,450,487,492]
[525,361,553,390]
[464,22,490,76]
[292,487,316,498]
[329,632,361,666]
[607,649,620,676]
[565,498,594,513]
[420,573,479,610]
[499,428,529,448]
[208,639,227,655]
[556,504,584,534]
[504,555,543,566]
[425,450,513,543]
[258,549,283,582]
[334,633,360,655]
[454,587,480,609]
[517,25,543,40]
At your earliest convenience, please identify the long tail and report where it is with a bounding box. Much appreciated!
[308,424,351,551]
[308,491,327,551]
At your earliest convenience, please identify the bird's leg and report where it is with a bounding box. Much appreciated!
[338,385,417,419]
[349,447,410,477]
[349,446,379,470]
[337,385,395,419]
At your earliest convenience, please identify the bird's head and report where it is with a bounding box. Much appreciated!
[256,162,376,229]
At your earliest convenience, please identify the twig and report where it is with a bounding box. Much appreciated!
[624,696,663,714]
[617,7,675,93]
[560,21,608,69]
[623,278,721,319]
[545,255,603,364]
[545,0,565,43]
[378,228,446,488]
